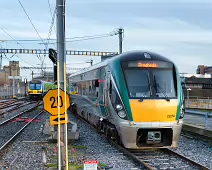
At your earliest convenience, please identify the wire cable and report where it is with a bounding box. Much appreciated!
[42,5,57,65]
[0,30,119,43]
[0,28,42,65]
[0,28,38,68]
[17,0,46,48]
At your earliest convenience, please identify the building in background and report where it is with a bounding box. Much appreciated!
[180,73,212,98]
[0,61,20,86]
[196,65,212,75]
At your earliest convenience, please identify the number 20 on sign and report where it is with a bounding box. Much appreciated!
[43,88,70,126]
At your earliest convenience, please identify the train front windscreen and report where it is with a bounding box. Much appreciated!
[121,60,177,100]
[29,83,42,90]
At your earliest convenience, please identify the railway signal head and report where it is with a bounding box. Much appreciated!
[49,48,57,64]
[43,88,70,116]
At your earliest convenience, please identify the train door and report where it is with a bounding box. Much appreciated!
[99,67,108,117]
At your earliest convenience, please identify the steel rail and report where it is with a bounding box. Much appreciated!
[0,110,44,151]
[71,110,211,170]
[0,102,42,126]
[0,101,36,116]
[165,148,210,170]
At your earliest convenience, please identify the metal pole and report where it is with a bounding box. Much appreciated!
[118,28,123,54]
[187,90,189,108]
[56,0,66,169]
[12,76,15,97]
[25,83,27,97]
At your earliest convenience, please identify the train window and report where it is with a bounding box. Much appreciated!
[35,84,41,90]
[109,80,112,95]
[153,69,176,98]
[124,70,151,98]
[95,79,99,87]
[29,84,35,90]
[29,83,41,90]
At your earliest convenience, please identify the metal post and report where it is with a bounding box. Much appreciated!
[12,76,15,97]
[187,89,189,108]
[56,0,66,169]
[118,28,123,54]
[24,78,27,97]
[205,112,208,129]
[54,64,57,82]
[204,97,210,129]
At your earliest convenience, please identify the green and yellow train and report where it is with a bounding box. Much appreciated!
[28,80,56,100]
[69,50,185,149]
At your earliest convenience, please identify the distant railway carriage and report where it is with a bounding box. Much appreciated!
[28,80,56,100]
[69,51,185,149]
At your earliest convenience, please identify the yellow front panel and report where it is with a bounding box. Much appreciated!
[28,90,42,94]
[130,99,178,122]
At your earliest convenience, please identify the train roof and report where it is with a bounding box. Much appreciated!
[30,79,54,84]
[69,50,175,77]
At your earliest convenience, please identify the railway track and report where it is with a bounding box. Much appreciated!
[0,101,37,117]
[0,102,43,154]
[71,111,210,170]
[0,98,27,110]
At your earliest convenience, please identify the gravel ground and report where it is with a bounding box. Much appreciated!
[170,133,212,169]
[1,109,50,170]
[1,105,212,170]
[0,108,142,170]
[0,107,43,149]
[67,111,142,170]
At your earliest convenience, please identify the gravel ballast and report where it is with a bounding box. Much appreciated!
[171,134,212,169]
[1,107,212,170]
[1,110,50,170]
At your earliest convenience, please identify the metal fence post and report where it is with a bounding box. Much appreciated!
[208,97,210,110]
[204,112,208,129]
[204,97,210,129]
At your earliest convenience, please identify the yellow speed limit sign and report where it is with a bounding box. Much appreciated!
[43,88,70,115]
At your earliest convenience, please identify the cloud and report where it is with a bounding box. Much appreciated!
[0,0,212,81]
[71,0,212,4]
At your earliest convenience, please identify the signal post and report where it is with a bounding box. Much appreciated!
[43,0,68,169]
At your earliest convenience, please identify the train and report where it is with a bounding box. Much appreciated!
[28,80,56,100]
[69,51,185,149]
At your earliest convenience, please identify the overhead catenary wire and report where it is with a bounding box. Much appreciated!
[42,5,57,71]
[17,0,47,49]
[0,30,119,44]
[0,28,38,68]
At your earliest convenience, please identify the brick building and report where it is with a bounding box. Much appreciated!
[196,65,212,75]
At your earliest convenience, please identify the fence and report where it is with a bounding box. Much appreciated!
[0,85,26,99]
[185,96,212,110]
[185,96,212,130]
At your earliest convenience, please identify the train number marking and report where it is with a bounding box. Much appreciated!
[167,114,175,118]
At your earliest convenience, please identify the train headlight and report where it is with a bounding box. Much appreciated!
[118,110,126,118]
[116,104,123,110]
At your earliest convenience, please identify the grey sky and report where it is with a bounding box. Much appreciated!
[0,0,211,80]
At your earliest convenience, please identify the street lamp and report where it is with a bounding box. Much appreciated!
[187,88,192,108]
